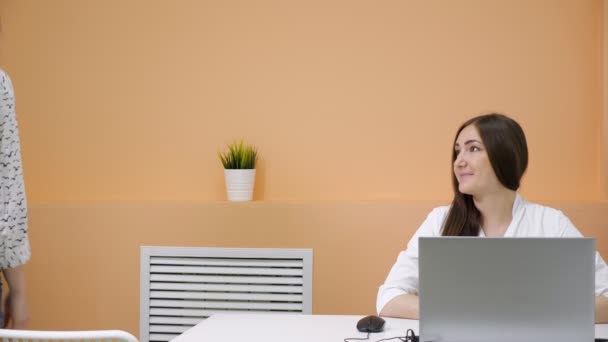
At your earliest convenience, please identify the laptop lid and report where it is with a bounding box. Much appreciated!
[419,237,595,342]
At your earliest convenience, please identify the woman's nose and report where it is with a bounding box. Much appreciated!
[454,153,466,167]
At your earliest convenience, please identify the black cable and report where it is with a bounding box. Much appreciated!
[345,328,419,342]
[374,337,406,342]
[344,331,370,342]
[375,329,418,342]
[407,329,419,342]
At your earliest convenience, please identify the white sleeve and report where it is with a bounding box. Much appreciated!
[376,207,446,314]
[594,254,608,297]
[0,70,31,268]
[557,212,608,297]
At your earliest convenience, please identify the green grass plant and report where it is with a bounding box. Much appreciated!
[218,140,258,169]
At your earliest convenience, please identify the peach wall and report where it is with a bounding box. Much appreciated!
[604,0,608,197]
[0,0,604,202]
[0,0,606,340]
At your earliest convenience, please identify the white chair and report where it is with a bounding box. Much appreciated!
[0,329,138,342]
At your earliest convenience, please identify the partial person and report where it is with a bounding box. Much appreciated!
[376,113,608,323]
[0,69,31,328]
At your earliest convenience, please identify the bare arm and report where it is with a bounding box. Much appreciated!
[380,294,606,322]
[379,293,420,319]
[596,296,608,323]
[3,265,29,328]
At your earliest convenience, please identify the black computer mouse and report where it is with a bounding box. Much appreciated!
[356,315,385,333]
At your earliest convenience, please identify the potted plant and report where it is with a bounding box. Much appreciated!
[218,140,258,201]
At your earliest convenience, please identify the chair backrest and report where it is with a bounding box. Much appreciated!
[0,329,138,342]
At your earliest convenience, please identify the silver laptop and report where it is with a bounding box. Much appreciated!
[419,237,595,342]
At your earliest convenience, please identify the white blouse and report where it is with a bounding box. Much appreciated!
[376,194,608,314]
[0,69,30,268]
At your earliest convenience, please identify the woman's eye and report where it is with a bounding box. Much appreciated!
[470,146,480,152]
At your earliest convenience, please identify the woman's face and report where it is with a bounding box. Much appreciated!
[453,124,504,196]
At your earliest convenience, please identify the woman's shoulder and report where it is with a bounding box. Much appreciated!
[519,197,566,220]
[429,204,451,217]
[428,205,452,227]
[517,196,576,236]
[415,205,451,236]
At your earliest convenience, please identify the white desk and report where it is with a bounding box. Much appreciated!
[171,313,608,342]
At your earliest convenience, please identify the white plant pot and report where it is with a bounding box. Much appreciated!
[224,169,256,201]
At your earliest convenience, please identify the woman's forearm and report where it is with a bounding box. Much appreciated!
[379,294,420,319]
[596,296,608,323]
[380,294,607,322]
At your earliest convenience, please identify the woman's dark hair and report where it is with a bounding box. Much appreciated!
[442,113,528,236]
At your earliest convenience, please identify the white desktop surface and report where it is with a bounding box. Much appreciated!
[171,313,608,342]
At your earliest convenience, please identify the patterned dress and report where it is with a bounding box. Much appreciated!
[0,69,30,269]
